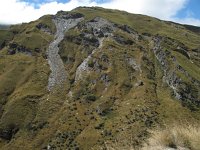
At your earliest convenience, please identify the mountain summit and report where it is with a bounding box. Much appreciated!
[0,7,200,149]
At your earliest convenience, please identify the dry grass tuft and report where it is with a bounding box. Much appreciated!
[142,124,200,150]
[96,124,200,150]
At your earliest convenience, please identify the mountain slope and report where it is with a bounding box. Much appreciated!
[0,7,199,150]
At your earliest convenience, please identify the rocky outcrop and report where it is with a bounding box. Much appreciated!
[0,125,19,140]
[153,36,200,108]
[126,58,141,72]
[8,43,32,55]
[56,11,84,19]
[65,33,100,47]
[36,23,52,35]
[74,17,116,82]
[64,17,116,48]
[85,17,115,37]
[113,35,134,45]
[173,46,190,59]
[73,17,141,88]
[74,38,104,82]
[118,25,137,34]
[47,13,84,91]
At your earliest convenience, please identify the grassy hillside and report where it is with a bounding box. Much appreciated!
[73,7,200,48]
[0,7,199,150]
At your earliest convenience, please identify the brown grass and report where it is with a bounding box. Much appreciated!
[99,124,200,150]
[142,124,200,150]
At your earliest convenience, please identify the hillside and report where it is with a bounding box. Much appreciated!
[0,7,200,150]
[0,25,10,30]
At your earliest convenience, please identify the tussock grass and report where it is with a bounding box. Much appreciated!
[142,124,200,150]
[101,124,200,150]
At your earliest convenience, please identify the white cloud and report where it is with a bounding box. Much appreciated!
[0,0,80,24]
[99,0,187,20]
[0,0,199,26]
[173,17,200,26]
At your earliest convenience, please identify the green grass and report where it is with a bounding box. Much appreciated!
[172,51,200,81]
[7,15,55,54]
[0,30,13,49]
[0,54,49,128]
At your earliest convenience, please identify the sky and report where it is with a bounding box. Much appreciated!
[0,0,200,26]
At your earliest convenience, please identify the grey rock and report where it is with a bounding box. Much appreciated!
[8,43,32,56]
[85,17,115,37]
[36,23,52,34]
[113,35,134,45]
[153,36,200,107]
[134,80,144,87]
[118,25,137,34]
[100,73,110,86]
[56,11,84,19]
[64,31,99,48]
[126,57,141,72]
[74,38,104,82]
[74,17,116,82]
[47,14,84,91]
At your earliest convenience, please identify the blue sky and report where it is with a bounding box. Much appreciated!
[176,0,200,19]
[0,0,200,26]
